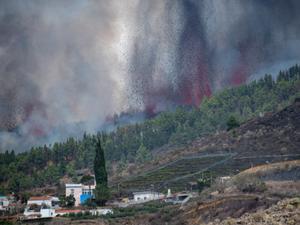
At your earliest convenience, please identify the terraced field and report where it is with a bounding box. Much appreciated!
[118,154,300,192]
[119,154,232,192]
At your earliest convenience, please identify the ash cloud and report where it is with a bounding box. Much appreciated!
[0,0,127,151]
[0,0,300,152]
[130,0,300,109]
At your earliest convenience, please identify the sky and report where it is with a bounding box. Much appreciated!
[0,0,300,152]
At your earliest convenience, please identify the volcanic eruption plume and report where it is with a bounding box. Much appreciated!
[0,0,300,151]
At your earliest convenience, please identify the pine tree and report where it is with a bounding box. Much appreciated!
[94,137,109,206]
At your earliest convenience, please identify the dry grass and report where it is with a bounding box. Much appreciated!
[238,160,300,176]
[266,181,300,197]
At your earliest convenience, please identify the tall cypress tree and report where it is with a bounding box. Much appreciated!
[94,136,109,206]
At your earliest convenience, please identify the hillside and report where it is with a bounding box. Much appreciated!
[0,65,299,195]
[103,160,300,225]
[57,160,299,225]
[116,99,300,192]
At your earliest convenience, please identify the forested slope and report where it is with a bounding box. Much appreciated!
[0,65,300,194]
[117,98,300,192]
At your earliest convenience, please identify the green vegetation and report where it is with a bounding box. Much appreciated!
[0,221,14,225]
[0,65,299,194]
[102,201,170,219]
[80,174,95,185]
[59,194,76,208]
[94,137,109,206]
[197,176,212,192]
[64,211,96,220]
[63,201,169,220]
[226,115,240,131]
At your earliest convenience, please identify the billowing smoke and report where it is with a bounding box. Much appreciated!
[129,0,300,112]
[0,0,300,152]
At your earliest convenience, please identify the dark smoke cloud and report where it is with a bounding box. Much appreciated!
[0,0,300,152]
[130,0,300,110]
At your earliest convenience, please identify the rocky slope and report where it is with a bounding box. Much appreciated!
[207,198,300,225]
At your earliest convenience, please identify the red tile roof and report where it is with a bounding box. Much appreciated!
[28,196,52,201]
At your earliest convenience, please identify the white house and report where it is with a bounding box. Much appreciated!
[0,196,9,211]
[24,196,60,219]
[133,191,164,202]
[65,184,82,207]
[65,183,95,206]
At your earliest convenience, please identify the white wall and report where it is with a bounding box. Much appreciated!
[133,192,162,202]
[40,208,56,218]
[24,208,56,218]
[0,199,9,206]
[90,208,113,216]
[0,198,9,210]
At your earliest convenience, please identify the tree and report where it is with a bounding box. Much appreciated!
[59,194,75,208]
[65,195,76,208]
[197,177,211,193]
[94,137,109,206]
[81,175,94,185]
[226,115,240,131]
[197,172,211,193]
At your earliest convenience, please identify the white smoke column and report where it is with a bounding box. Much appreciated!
[0,1,132,151]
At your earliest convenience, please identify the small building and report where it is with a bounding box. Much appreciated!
[0,196,9,211]
[164,193,192,205]
[133,191,163,202]
[24,204,56,219]
[220,176,231,183]
[65,183,95,206]
[173,193,191,204]
[23,196,60,219]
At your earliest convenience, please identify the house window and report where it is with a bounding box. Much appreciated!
[71,189,74,195]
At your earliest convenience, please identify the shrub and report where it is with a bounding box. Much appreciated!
[197,176,211,192]
[227,115,240,131]
[82,198,97,208]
